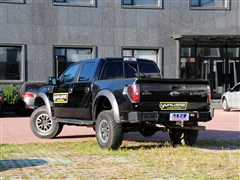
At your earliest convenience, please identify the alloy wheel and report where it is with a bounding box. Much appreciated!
[36,113,53,133]
[99,119,110,143]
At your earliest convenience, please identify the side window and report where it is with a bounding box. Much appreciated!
[61,64,79,84]
[79,62,96,81]
[233,84,240,91]
[101,62,123,79]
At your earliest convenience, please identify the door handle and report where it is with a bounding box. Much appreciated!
[68,88,73,94]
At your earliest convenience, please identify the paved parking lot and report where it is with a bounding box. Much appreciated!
[0,109,239,144]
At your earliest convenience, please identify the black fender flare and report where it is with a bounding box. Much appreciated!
[35,92,53,117]
[93,90,120,123]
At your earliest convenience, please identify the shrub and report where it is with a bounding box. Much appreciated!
[2,84,19,105]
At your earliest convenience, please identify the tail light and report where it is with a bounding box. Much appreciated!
[0,94,3,101]
[124,84,140,103]
[207,85,211,103]
[22,92,35,98]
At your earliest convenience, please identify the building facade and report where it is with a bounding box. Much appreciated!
[0,0,239,99]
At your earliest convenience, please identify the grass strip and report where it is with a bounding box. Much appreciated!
[1,140,239,179]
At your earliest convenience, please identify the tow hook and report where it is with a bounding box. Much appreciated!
[175,121,184,127]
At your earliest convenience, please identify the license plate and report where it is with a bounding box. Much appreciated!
[170,113,189,121]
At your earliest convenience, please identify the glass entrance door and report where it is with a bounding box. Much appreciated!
[201,58,240,98]
[201,58,224,99]
[228,59,240,88]
[180,41,240,99]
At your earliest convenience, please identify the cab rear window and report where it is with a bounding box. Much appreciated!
[100,61,161,79]
[139,62,159,73]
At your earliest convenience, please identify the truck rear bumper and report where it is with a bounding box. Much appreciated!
[128,110,213,124]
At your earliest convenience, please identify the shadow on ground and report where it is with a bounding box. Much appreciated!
[124,130,240,142]
[0,159,47,172]
[123,130,240,151]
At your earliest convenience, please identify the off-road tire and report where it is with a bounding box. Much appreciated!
[30,106,62,139]
[222,98,230,111]
[169,129,198,146]
[55,123,64,136]
[96,110,123,150]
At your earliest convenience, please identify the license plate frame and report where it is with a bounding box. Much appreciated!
[170,113,189,121]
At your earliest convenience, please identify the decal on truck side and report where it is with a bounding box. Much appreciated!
[53,93,68,103]
[159,102,188,110]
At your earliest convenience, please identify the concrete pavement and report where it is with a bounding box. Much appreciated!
[0,109,239,144]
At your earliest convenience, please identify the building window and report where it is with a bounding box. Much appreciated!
[227,47,240,58]
[54,46,95,76]
[190,0,230,9]
[123,49,159,63]
[0,45,23,81]
[122,48,162,74]
[0,0,24,3]
[53,0,95,7]
[122,0,162,9]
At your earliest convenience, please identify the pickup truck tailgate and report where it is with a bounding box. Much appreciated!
[136,78,210,111]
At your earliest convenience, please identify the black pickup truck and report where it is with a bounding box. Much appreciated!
[31,57,213,149]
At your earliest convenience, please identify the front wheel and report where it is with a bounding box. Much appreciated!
[169,129,198,146]
[96,110,123,150]
[30,106,63,139]
[222,98,230,111]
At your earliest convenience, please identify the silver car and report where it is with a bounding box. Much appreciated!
[221,82,240,111]
[15,82,47,115]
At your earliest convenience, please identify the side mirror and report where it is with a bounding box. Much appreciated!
[48,77,57,86]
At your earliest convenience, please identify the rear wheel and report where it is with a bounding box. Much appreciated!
[222,98,230,111]
[30,106,62,138]
[96,110,123,150]
[169,129,198,146]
